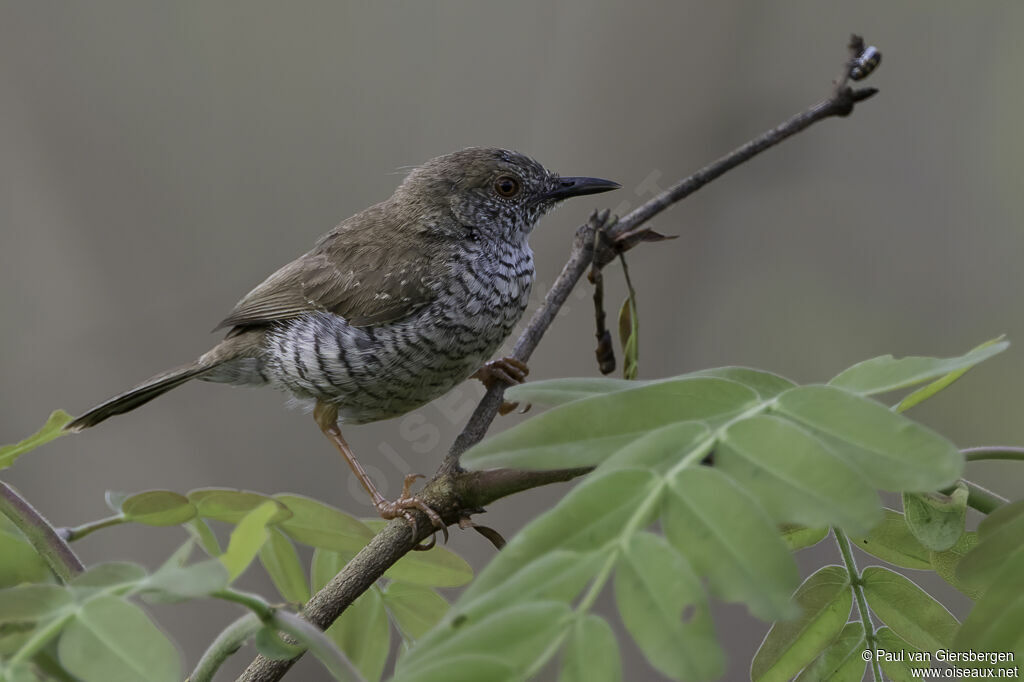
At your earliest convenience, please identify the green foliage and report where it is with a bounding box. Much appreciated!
[860,566,959,651]
[220,501,279,580]
[406,343,1020,681]
[902,484,968,552]
[119,491,195,527]
[0,411,71,471]
[326,588,390,682]
[851,509,932,569]
[259,528,310,605]
[751,566,853,682]
[2,341,1023,681]
[827,337,1007,397]
[953,501,1024,665]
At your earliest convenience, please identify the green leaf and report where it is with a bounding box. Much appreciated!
[828,339,1008,396]
[861,566,959,651]
[311,549,352,593]
[0,529,53,588]
[794,621,866,682]
[0,410,73,470]
[185,519,222,557]
[664,467,800,621]
[57,595,180,682]
[0,660,44,682]
[326,587,389,682]
[188,489,292,525]
[929,531,981,599]
[902,484,968,552]
[750,565,852,682]
[505,377,638,407]
[780,525,829,551]
[120,491,196,527]
[381,583,449,642]
[688,367,796,399]
[273,494,374,553]
[614,532,723,681]
[253,626,304,661]
[259,528,310,604]
[851,509,931,569]
[717,415,881,535]
[383,542,472,588]
[455,550,603,625]
[220,501,278,580]
[461,469,660,600]
[617,294,638,380]
[953,544,1024,665]
[140,559,228,603]
[772,385,963,491]
[895,338,1009,412]
[874,627,931,680]
[104,491,128,514]
[600,421,710,473]
[397,601,571,676]
[463,377,758,470]
[559,614,621,682]
[0,585,73,624]
[69,562,147,594]
[956,500,1024,594]
[391,654,515,682]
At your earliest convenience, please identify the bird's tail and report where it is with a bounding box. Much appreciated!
[66,362,211,432]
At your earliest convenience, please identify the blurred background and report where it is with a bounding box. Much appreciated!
[2,2,1023,680]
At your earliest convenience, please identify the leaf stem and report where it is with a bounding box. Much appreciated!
[962,446,1024,463]
[942,479,1008,515]
[833,528,882,681]
[0,480,84,582]
[191,614,263,682]
[271,611,366,682]
[61,514,126,541]
[212,588,278,622]
[7,610,76,667]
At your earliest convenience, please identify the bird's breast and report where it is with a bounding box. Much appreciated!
[261,241,535,424]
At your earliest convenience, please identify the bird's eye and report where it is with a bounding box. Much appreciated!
[493,175,521,198]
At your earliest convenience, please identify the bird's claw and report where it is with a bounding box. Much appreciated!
[377,473,448,549]
[473,356,530,390]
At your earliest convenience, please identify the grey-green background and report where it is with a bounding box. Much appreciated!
[3,2,1022,680]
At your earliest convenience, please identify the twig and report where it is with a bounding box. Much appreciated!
[834,528,883,681]
[963,446,1024,463]
[0,480,84,582]
[191,614,262,682]
[237,39,879,682]
[60,514,126,541]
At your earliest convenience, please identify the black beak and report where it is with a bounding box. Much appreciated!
[544,176,621,201]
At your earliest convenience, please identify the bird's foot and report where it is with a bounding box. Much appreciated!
[377,473,448,550]
[472,357,530,415]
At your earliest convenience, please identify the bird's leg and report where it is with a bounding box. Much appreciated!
[313,401,446,545]
[471,356,530,415]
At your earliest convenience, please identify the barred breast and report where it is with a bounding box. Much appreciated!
[255,239,534,424]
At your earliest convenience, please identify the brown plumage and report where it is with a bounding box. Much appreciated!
[68,147,618,531]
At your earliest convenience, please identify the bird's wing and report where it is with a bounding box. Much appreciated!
[215,208,438,333]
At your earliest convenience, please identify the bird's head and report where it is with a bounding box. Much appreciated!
[396,147,619,242]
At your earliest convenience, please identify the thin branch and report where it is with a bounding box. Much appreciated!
[834,528,883,681]
[60,514,126,541]
[0,480,84,582]
[962,480,1009,514]
[238,41,879,682]
[963,446,1024,463]
[192,614,262,682]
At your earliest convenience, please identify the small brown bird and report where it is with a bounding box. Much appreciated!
[68,148,618,532]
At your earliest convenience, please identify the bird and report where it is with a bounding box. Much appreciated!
[67,147,619,533]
